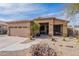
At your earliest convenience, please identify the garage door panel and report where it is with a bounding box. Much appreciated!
[9,28,30,37]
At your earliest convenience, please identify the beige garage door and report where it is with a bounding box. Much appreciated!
[9,27,30,37]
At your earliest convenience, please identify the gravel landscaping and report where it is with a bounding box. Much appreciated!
[0,36,79,56]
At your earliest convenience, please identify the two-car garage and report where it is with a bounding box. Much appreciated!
[9,27,30,37]
[7,21,31,37]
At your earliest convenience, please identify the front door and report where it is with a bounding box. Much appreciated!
[40,23,49,35]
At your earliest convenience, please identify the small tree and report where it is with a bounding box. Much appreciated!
[31,22,40,38]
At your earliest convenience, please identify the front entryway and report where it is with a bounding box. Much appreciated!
[39,23,49,35]
[53,25,63,36]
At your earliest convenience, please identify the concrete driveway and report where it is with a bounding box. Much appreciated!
[0,35,42,51]
[0,35,28,51]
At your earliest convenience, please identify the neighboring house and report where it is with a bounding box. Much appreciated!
[67,25,79,37]
[7,17,68,37]
[74,25,79,35]
[0,21,7,35]
[67,27,74,36]
[74,25,79,31]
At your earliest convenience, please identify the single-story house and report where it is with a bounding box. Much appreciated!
[0,21,7,34]
[7,17,68,37]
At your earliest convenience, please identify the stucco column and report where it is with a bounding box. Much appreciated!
[7,26,10,36]
[49,20,53,37]
[63,24,67,37]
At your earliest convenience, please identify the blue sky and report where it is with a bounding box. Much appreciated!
[0,3,78,26]
[0,3,65,21]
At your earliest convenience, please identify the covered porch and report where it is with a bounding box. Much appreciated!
[34,17,68,37]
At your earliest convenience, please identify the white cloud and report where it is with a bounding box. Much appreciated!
[0,3,11,7]
[0,4,45,22]
[40,13,56,17]
[0,3,43,15]
[40,11,68,20]
[0,18,13,21]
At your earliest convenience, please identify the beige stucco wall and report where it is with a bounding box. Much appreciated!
[7,21,31,37]
[34,19,54,36]
[34,19,68,36]
[53,19,68,36]
[7,18,68,38]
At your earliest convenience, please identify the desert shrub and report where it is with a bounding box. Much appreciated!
[49,34,56,42]
[76,35,79,43]
[31,43,57,56]
[52,38,57,42]
[63,37,66,41]
[62,33,67,41]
